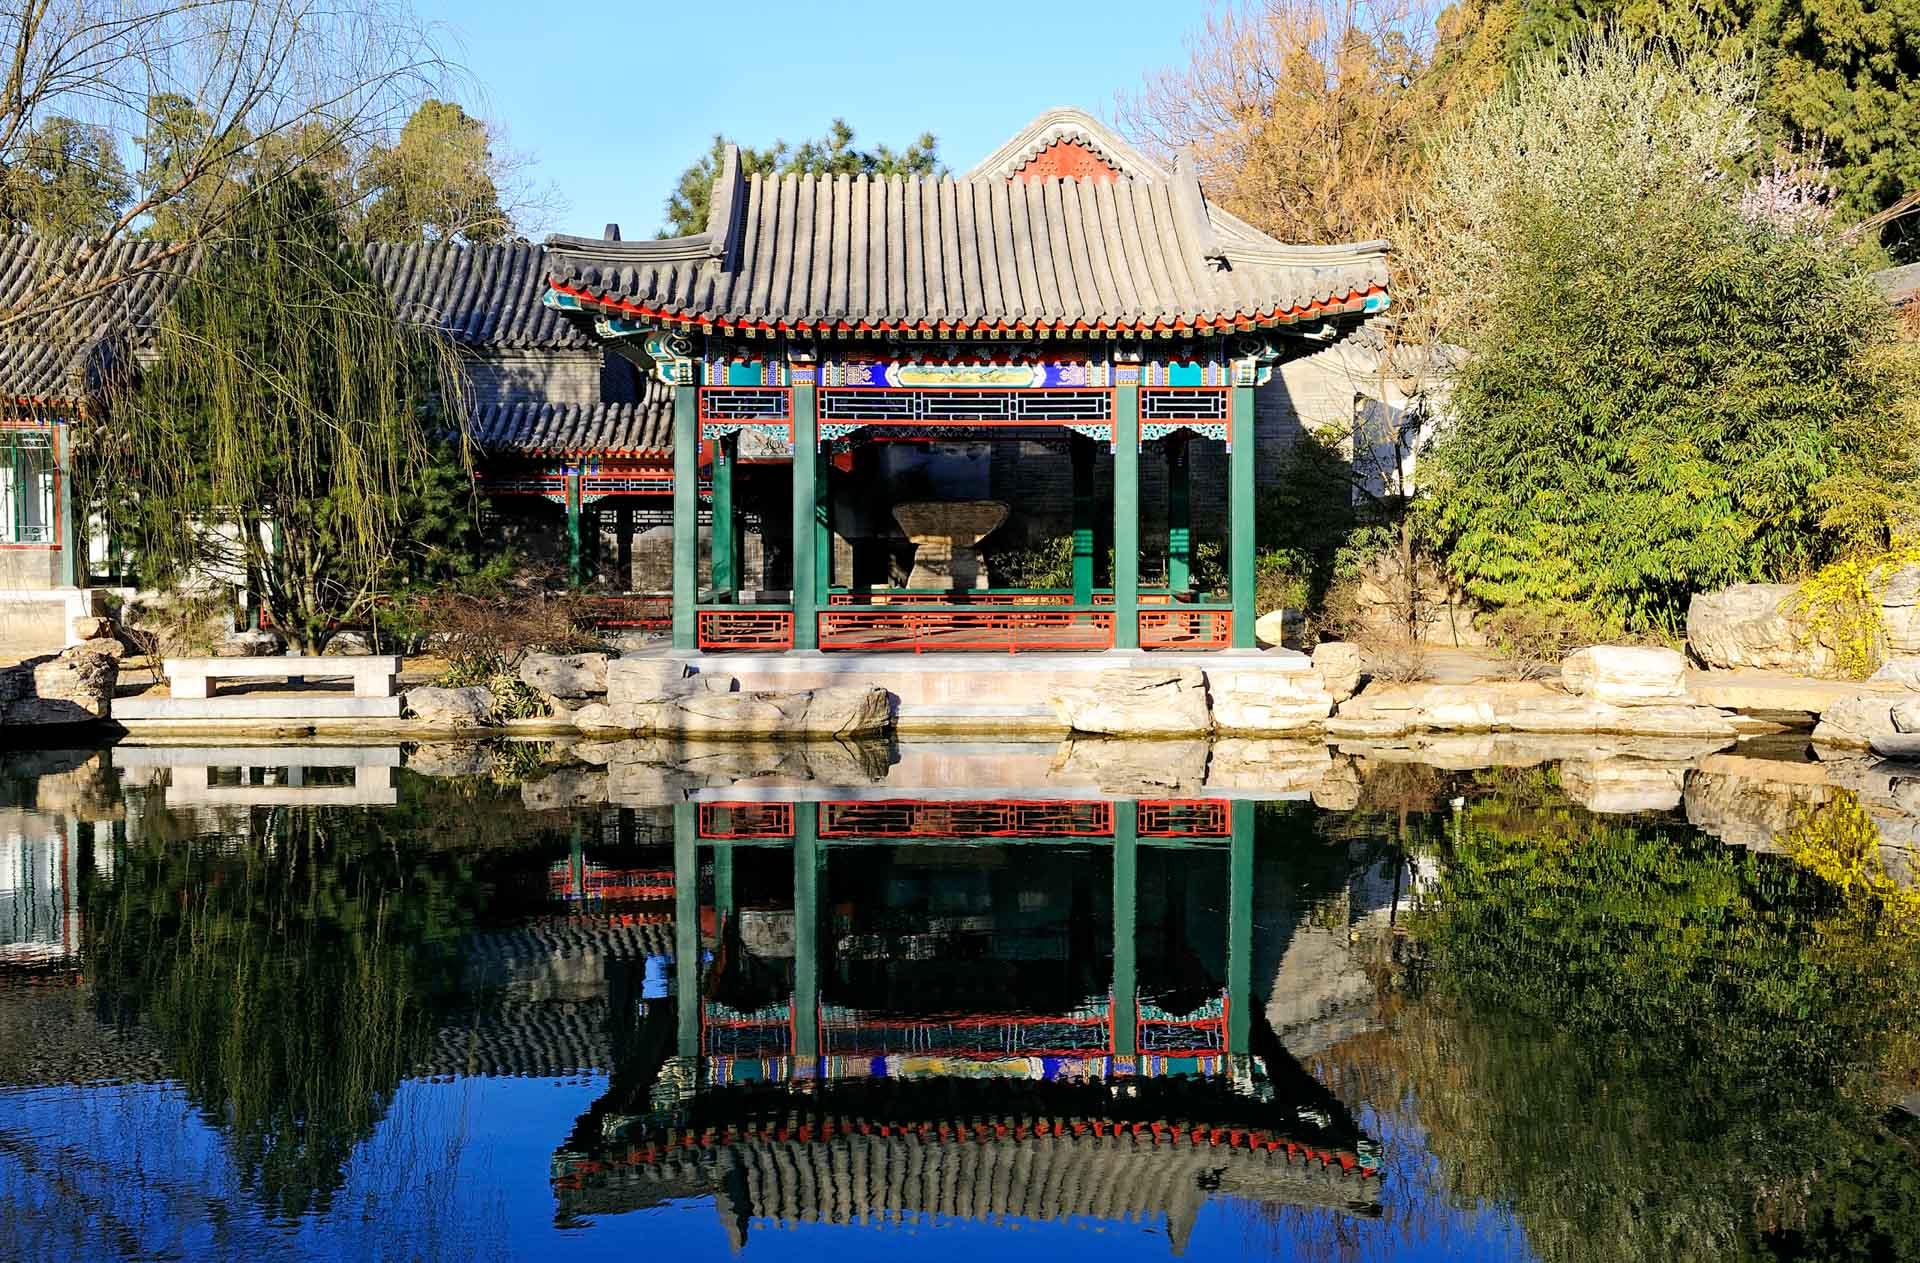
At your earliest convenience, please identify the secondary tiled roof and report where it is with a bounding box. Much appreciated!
[545,109,1390,339]
[468,394,672,458]
[0,234,591,408]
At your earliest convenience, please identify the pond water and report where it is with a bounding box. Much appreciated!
[2,739,1917,1262]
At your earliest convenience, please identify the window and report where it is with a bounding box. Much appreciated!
[0,430,55,544]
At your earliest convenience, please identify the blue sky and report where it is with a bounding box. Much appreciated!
[412,0,1206,240]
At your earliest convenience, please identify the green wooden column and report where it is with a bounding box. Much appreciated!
[1114,385,1141,649]
[673,803,700,1060]
[564,470,584,588]
[713,843,735,936]
[791,386,819,650]
[671,384,699,650]
[814,452,832,599]
[1112,802,1138,1059]
[1071,438,1095,605]
[1227,800,1255,1057]
[1167,433,1191,596]
[1229,384,1256,648]
[793,802,820,1064]
[712,434,736,602]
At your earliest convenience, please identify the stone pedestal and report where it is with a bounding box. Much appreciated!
[893,500,1008,591]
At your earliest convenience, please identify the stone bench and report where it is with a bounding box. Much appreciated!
[164,655,399,700]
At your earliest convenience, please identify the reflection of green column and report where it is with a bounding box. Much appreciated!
[672,384,699,650]
[712,434,736,601]
[674,803,700,1060]
[714,844,735,935]
[1227,800,1254,1057]
[1114,385,1140,648]
[1112,803,1138,1059]
[1167,435,1191,595]
[1071,439,1094,605]
[791,387,819,650]
[569,819,585,902]
[793,803,820,1064]
[1229,384,1256,647]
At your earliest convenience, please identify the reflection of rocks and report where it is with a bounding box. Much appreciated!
[1682,756,1839,851]
[562,737,895,806]
[405,742,493,778]
[1049,738,1211,795]
[1205,740,1332,795]
[1340,732,1732,771]
[521,765,609,811]
[26,750,121,819]
[1560,759,1687,814]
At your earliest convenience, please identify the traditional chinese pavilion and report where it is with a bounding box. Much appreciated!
[537,108,1390,653]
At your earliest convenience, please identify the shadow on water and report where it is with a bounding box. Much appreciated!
[0,737,1916,1260]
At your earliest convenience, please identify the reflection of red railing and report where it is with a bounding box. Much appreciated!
[698,802,796,839]
[698,608,795,651]
[818,608,1114,653]
[578,593,672,629]
[549,864,674,902]
[1136,799,1232,837]
[1139,607,1232,650]
[821,799,1114,838]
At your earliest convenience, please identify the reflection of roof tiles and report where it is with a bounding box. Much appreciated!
[558,1132,1378,1245]
[469,391,672,458]
[423,999,612,1078]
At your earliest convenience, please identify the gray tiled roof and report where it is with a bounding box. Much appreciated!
[545,114,1390,337]
[0,234,590,406]
[468,391,672,458]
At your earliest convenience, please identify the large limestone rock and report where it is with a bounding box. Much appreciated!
[1311,641,1363,702]
[1207,664,1333,734]
[1561,645,1688,706]
[404,685,494,729]
[1331,680,1738,740]
[606,656,692,705]
[2,646,118,724]
[519,652,609,711]
[1813,695,1899,750]
[322,631,373,656]
[219,628,284,657]
[1687,583,1839,675]
[570,684,890,740]
[1879,565,1920,654]
[1047,668,1211,737]
[1253,608,1305,649]
[1870,656,1920,689]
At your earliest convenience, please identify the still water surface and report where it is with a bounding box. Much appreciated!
[2,740,1917,1261]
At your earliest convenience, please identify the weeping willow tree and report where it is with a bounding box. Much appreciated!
[87,174,475,652]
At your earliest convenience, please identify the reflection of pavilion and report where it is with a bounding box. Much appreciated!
[545,798,1383,1248]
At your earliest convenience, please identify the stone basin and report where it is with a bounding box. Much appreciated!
[893,500,1009,591]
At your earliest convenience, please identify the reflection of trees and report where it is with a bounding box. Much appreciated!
[86,807,486,1218]
[1398,782,1920,1262]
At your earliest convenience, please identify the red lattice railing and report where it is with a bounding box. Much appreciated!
[820,799,1114,838]
[818,608,1114,653]
[1139,607,1232,650]
[825,590,1178,608]
[698,608,795,651]
[698,802,796,839]
[1137,799,1232,837]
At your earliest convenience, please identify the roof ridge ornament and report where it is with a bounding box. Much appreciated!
[965,106,1166,182]
[544,144,746,272]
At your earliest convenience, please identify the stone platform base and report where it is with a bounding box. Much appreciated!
[680,649,1291,736]
[114,694,403,721]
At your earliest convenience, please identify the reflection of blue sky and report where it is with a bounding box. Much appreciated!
[2,1077,1537,1261]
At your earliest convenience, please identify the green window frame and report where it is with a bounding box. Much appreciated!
[0,429,56,545]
